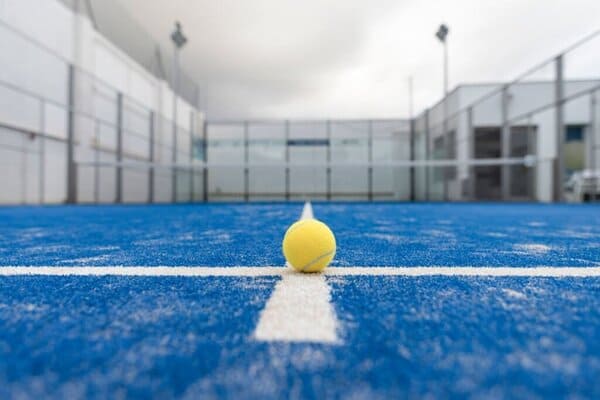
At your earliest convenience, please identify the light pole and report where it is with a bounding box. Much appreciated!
[435,23,449,201]
[171,21,187,203]
[435,24,449,99]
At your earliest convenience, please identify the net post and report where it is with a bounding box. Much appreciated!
[244,121,249,202]
[115,92,124,204]
[285,120,290,201]
[409,118,415,202]
[148,111,155,204]
[501,85,511,200]
[554,55,565,202]
[467,106,475,200]
[326,120,332,201]
[66,64,77,204]
[202,120,208,202]
[368,120,373,202]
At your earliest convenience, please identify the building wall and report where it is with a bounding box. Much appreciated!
[413,80,600,203]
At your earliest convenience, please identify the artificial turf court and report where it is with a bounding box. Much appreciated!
[1,202,600,398]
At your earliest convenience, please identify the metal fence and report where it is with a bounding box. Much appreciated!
[1,10,599,204]
[412,29,600,203]
[204,119,411,201]
[0,18,200,205]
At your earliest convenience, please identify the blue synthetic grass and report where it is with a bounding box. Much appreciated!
[1,275,599,399]
[1,202,600,399]
[0,203,599,266]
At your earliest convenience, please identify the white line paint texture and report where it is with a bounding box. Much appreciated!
[254,202,340,343]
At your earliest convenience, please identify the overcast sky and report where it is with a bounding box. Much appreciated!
[114,0,600,119]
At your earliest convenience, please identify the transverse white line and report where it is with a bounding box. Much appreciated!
[253,272,339,343]
[1,267,600,277]
[0,266,600,278]
[253,201,340,343]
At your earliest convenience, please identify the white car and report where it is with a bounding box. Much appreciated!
[565,170,600,202]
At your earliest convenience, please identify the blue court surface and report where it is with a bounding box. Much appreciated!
[1,203,600,399]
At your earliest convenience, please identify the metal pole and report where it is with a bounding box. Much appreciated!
[591,91,597,171]
[467,106,475,200]
[39,99,45,204]
[368,120,373,202]
[425,109,430,201]
[115,92,123,203]
[285,120,290,201]
[409,77,415,202]
[554,55,565,202]
[442,40,449,201]
[244,121,249,202]
[66,65,77,204]
[170,22,187,203]
[148,111,155,203]
[444,41,448,100]
[202,120,208,202]
[501,85,511,200]
[409,118,415,202]
[171,49,179,203]
[94,121,100,203]
[190,111,194,202]
[326,120,332,201]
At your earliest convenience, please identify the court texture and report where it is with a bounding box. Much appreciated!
[1,201,600,399]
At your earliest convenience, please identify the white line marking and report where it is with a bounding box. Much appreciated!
[1,267,600,277]
[301,201,314,219]
[254,201,340,343]
[253,273,339,343]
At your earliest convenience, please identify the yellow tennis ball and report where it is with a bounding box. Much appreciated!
[282,219,336,273]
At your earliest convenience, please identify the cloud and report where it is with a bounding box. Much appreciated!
[111,0,600,119]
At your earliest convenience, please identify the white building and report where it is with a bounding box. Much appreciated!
[414,81,600,202]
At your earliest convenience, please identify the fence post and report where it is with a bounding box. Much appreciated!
[94,122,100,203]
[148,111,155,204]
[326,120,332,201]
[39,99,45,204]
[409,118,415,202]
[368,120,373,202]
[202,120,208,202]
[424,109,430,201]
[285,120,290,201]
[501,85,511,200]
[590,90,597,172]
[467,106,475,200]
[244,121,249,202]
[172,112,177,203]
[190,111,194,202]
[442,103,448,201]
[66,65,77,204]
[115,92,123,203]
[554,55,565,202]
